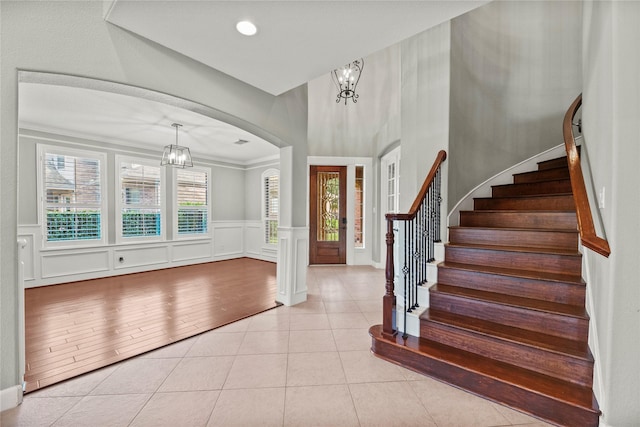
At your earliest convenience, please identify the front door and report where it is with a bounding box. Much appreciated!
[309,165,347,264]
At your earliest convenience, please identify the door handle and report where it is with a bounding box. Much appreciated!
[341,217,347,229]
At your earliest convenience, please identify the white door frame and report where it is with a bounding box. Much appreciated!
[307,156,373,266]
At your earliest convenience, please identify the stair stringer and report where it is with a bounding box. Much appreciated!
[581,240,605,419]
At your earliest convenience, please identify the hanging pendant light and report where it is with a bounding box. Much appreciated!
[161,123,193,168]
[331,59,364,105]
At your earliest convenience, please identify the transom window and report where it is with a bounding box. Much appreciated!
[176,168,209,236]
[41,146,105,244]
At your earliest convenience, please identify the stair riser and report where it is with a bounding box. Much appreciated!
[474,195,575,211]
[492,180,573,197]
[429,292,589,341]
[437,266,586,306]
[371,335,600,427]
[449,228,578,250]
[445,246,582,276]
[538,157,569,170]
[513,168,570,183]
[420,320,594,387]
[459,211,578,229]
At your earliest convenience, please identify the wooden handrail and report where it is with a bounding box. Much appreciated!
[563,95,611,257]
[386,150,447,222]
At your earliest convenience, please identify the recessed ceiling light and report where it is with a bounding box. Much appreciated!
[234,139,250,145]
[236,20,257,36]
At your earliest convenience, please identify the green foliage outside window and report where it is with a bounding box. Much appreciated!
[47,211,101,241]
[121,211,161,237]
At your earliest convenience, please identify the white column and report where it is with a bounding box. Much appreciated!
[276,146,307,306]
[276,227,308,306]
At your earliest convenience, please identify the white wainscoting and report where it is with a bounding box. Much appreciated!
[212,221,244,258]
[19,221,277,287]
[172,240,213,262]
[42,249,111,279]
[18,225,38,281]
[113,245,170,270]
[276,226,308,306]
[244,221,278,263]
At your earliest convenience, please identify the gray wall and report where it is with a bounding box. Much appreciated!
[211,167,245,221]
[448,0,583,209]
[399,21,451,216]
[582,1,640,425]
[1,0,306,390]
[307,45,400,158]
[244,163,279,221]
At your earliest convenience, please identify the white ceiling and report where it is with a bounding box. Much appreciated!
[105,0,489,96]
[18,83,280,164]
[19,1,490,164]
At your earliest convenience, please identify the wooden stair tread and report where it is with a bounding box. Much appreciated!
[369,325,599,412]
[514,166,569,179]
[460,209,576,216]
[449,225,578,234]
[537,156,571,170]
[422,309,592,360]
[475,192,573,200]
[431,284,588,319]
[446,242,581,257]
[438,261,584,285]
[492,178,571,187]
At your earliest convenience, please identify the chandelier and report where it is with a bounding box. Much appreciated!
[331,59,364,105]
[161,123,193,168]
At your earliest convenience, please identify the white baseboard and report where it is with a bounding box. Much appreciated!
[1,384,23,412]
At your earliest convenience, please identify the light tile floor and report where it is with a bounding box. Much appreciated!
[2,265,553,427]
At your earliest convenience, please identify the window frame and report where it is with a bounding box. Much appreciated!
[173,166,211,240]
[38,144,108,248]
[261,168,279,246]
[115,155,166,244]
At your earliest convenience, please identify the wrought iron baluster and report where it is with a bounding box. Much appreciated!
[436,169,442,242]
[382,150,446,340]
[402,221,409,338]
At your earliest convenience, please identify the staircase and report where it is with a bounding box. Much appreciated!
[370,154,600,427]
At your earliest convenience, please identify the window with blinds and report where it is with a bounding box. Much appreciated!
[43,150,103,242]
[263,171,279,244]
[119,160,162,238]
[176,168,209,235]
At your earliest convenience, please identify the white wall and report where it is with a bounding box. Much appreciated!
[582,1,640,425]
[1,0,306,390]
[448,1,583,210]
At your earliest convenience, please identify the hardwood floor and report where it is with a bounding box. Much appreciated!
[24,258,278,393]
